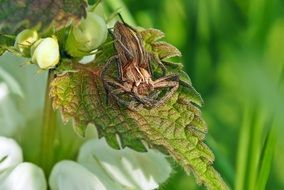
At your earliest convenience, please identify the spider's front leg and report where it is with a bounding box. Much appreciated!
[101,55,123,103]
[101,78,150,109]
[152,74,179,107]
[151,53,167,76]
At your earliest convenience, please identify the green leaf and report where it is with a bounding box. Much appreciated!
[0,0,87,34]
[49,63,147,151]
[140,28,165,43]
[140,29,181,60]
[152,41,182,60]
[50,28,228,189]
[256,126,277,190]
[0,34,15,55]
[0,67,24,97]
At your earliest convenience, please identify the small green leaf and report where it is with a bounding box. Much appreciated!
[0,0,87,34]
[152,41,182,60]
[140,28,165,43]
[0,34,15,55]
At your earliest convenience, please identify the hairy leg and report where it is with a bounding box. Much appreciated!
[152,74,179,107]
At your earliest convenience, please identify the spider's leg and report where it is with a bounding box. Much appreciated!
[109,28,133,60]
[161,60,183,68]
[152,74,179,108]
[117,13,138,33]
[105,80,149,109]
[149,91,161,99]
[111,91,140,111]
[152,74,179,87]
[131,86,155,106]
[138,52,154,78]
[101,56,119,78]
[151,53,167,76]
[101,56,120,104]
[105,79,143,108]
[116,38,134,60]
[109,83,154,109]
[106,78,131,92]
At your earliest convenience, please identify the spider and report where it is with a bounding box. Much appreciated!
[101,21,179,110]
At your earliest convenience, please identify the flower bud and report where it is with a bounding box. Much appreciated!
[31,37,60,70]
[65,13,107,58]
[14,29,38,57]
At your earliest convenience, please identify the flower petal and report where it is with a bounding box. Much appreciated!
[78,138,172,190]
[0,136,23,172]
[49,160,107,190]
[31,37,60,70]
[0,162,47,190]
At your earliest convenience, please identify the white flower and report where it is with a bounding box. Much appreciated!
[0,137,22,172]
[65,13,108,57]
[0,83,8,102]
[14,29,38,57]
[0,163,47,190]
[49,161,107,190]
[0,68,24,137]
[31,37,60,70]
[50,138,172,190]
[79,54,96,64]
[0,137,171,190]
[0,137,47,190]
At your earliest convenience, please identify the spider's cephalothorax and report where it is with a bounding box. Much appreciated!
[101,21,179,110]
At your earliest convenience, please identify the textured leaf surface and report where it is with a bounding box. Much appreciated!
[0,0,87,34]
[50,29,229,189]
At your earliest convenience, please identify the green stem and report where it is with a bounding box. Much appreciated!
[235,104,252,190]
[256,123,277,190]
[40,71,57,176]
[247,107,267,190]
[105,0,136,25]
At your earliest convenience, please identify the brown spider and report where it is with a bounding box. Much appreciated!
[101,21,179,110]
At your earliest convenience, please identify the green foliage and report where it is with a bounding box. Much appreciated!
[2,0,283,189]
[119,0,284,189]
[0,34,15,55]
[49,28,228,189]
[0,0,87,34]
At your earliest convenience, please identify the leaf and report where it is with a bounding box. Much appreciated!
[139,29,181,60]
[50,28,229,189]
[50,63,147,152]
[0,34,15,55]
[140,28,165,43]
[152,41,182,60]
[0,0,87,34]
[0,67,24,97]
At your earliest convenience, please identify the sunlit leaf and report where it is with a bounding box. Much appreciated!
[50,27,228,189]
[140,28,165,43]
[152,41,182,60]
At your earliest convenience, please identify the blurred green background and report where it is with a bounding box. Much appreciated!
[108,0,284,189]
[1,0,284,189]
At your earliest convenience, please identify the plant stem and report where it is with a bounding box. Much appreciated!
[105,0,136,25]
[235,104,252,190]
[256,122,277,190]
[40,70,56,176]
